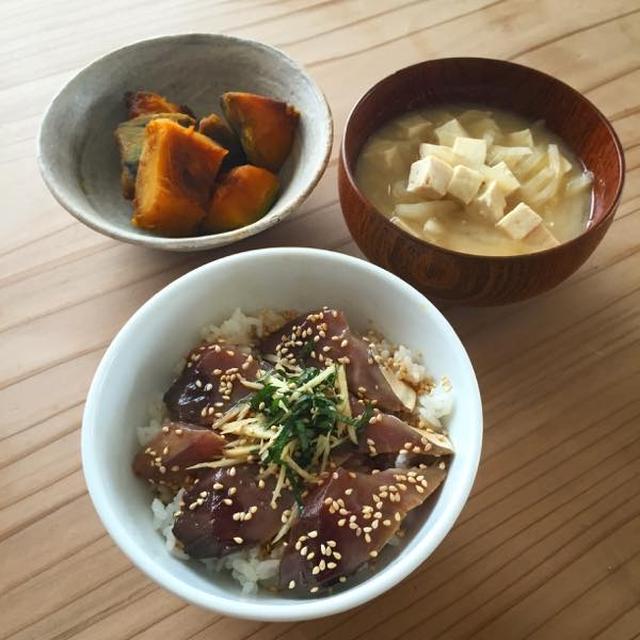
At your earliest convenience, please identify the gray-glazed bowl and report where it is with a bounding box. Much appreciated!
[38,34,333,252]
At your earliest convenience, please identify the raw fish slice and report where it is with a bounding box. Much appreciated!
[260,309,409,413]
[278,465,446,593]
[361,413,453,458]
[173,465,295,558]
[133,421,226,485]
[164,343,260,425]
[350,396,454,458]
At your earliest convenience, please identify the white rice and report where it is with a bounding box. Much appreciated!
[150,490,280,594]
[200,307,291,346]
[418,376,454,429]
[142,309,454,594]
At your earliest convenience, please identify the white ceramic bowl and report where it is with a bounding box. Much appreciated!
[82,248,482,620]
[38,34,332,251]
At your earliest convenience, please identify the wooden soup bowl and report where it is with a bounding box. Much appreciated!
[339,58,625,305]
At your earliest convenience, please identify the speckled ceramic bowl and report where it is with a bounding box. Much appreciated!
[38,34,333,251]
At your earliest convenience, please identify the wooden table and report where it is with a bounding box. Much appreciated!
[2,1,639,638]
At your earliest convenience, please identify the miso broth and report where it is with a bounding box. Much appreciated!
[355,106,593,256]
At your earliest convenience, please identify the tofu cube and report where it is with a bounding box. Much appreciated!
[479,161,520,195]
[496,202,543,240]
[434,118,469,146]
[378,146,405,172]
[361,141,404,172]
[390,113,432,141]
[504,129,534,147]
[406,156,453,199]
[419,143,457,164]
[469,180,506,222]
[447,165,484,204]
[453,137,487,166]
[523,223,560,251]
[465,116,502,146]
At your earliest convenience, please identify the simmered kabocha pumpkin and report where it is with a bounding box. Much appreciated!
[202,165,279,233]
[133,119,228,236]
[220,92,299,172]
[197,113,246,172]
[125,90,194,119]
[115,112,195,199]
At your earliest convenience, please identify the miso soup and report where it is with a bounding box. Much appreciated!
[355,106,593,256]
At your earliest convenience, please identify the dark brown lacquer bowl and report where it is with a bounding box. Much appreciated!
[339,58,625,305]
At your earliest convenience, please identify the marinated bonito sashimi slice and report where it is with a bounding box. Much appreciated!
[278,465,446,593]
[173,465,295,558]
[260,309,411,413]
[350,396,453,458]
[361,417,453,459]
[164,343,260,425]
[132,422,226,484]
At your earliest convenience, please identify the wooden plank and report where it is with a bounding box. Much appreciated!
[1,1,639,639]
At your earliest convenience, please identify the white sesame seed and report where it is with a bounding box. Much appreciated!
[233,536,243,544]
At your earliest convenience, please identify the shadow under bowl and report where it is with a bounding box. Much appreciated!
[339,57,624,305]
[38,33,333,252]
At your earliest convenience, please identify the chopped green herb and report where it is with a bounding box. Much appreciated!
[247,364,368,486]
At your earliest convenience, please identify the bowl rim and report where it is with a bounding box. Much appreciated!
[81,246,483,621]
[37,33,333,252]
[340,56,625,262]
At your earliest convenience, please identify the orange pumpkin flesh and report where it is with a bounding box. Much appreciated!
[202,165,279,233]
[220,92,299,172]
[125,90,193,119]
[115,112,195,200]
[133,119,228,236]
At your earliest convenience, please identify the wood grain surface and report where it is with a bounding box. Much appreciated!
[1,1,639,638]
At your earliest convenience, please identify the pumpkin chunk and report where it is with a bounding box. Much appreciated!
[202,165,279,233]
[125,90,193,119]
[115,112,195,199]
[221,92,299,172]
[198,113,246,171]
[133,118,228,236]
